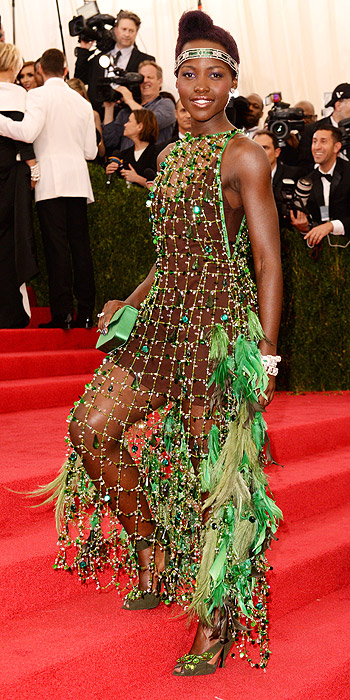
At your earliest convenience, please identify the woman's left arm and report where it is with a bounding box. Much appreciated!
[226,138,283,405]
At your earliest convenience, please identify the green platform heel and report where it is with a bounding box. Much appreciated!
[173,635,233,676]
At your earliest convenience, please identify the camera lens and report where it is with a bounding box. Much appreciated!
[271,121,288,140]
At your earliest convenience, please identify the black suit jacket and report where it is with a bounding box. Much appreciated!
[74,45,155,112]
[306,157,350,237]
[297,116,332,175]
[110,143,158,180]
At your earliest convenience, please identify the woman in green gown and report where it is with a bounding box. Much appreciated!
[55,10,283,676]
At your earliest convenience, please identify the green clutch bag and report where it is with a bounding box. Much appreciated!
[96,305,138,353]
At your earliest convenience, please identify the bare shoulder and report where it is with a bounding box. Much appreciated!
[224,132,270,176]
[156,142,175,170]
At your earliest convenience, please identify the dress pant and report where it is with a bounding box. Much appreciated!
[36,197,95,320]
[0,166,30,328]
[0,219,30,328]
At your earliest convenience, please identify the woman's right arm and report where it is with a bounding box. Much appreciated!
[98,144,177,329]
[126,264,156,307]
[97,265,156,331]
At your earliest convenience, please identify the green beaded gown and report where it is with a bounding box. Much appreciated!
[55,129,282,669]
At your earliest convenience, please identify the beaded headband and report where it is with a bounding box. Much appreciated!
[174,47,239,77]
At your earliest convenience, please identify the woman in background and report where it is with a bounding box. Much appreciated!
[0,43,38,328]
[17,60,38,91]
[106,108,159,188]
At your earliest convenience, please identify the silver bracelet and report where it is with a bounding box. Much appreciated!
[261,354,282,377]
[30,163,40,181]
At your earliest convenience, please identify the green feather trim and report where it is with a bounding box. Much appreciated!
[208,424,220,464]
[232,334,268,404]
[26,454,82,533]
[209,324,230,361]
[252,486,283,553]
[247,307,266,343]
[189,329,281,627]
[200,425,221,492]
[189,403,258,624]
[200,456,212,492]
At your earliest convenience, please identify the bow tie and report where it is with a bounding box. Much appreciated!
[318,171,333,182]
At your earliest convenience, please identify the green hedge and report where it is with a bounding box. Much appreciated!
[278,227,350,391]
[30,165,350,391]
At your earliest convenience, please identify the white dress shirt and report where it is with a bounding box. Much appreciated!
[0,78,97,203]
[316,161,344,235]
[109,45,133,70]
[243,125,260,139]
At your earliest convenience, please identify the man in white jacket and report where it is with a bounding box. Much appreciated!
[0,48,97,328]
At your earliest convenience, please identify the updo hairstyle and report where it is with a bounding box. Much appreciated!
[175,11,239,77]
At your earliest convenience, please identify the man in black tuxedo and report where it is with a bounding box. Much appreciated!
[297,83,350,174]
[253,130,299,228]
[74,9,155,113]
[291,125,350,247]
[102,61,176,153]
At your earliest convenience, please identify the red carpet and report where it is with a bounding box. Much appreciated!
[1,323,350,700]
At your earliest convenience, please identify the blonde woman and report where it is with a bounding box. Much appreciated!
[0,43,38,327]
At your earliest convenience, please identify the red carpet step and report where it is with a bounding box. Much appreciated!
[0,374,93,413]
[0,500,348,624]
[0,325,349,700]
[0,327,98,352]
[1,348,101,381]
[0,583,349,700]
[0,326,101,412]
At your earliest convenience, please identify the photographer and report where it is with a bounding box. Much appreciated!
[253,130,298,228]
[74,10,155,113]
[264,94,306,166]
[291,125,350,246]
[102,60,175,153]
[278,100,317,166]
[298,83,350,174]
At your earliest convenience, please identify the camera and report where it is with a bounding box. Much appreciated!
[97,56,144,102]
[279,177,314,222]
[69,2,143,103]
[338,118,350,158]
[225,95,249,130]
[69,2,115,54]
[265,92,305,147]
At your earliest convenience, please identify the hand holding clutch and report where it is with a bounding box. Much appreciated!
[96,305,138,353]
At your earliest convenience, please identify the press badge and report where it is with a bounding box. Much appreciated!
[320,205,329,222]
